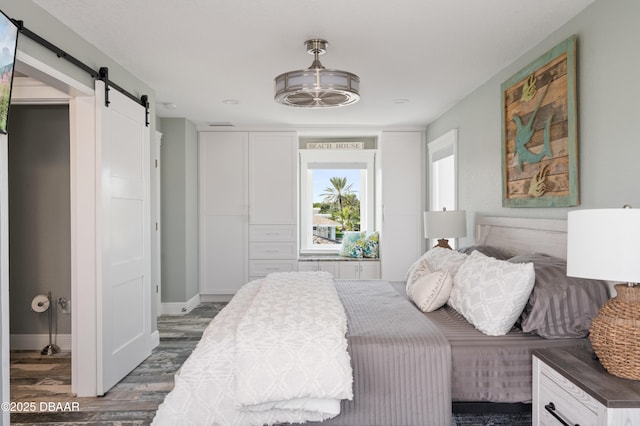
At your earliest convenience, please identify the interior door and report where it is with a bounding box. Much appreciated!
[95,80,151,394]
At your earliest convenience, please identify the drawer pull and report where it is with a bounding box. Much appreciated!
[544,402,579,426]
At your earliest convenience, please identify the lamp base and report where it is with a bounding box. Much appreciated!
[433,239,452,250]
[589,284,640,380]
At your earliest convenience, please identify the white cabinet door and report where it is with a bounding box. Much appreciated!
[249,132,297,224]
[338,262,361,279]
[379,132,424,280]
[318,261,340,277]
[201,132,248,216]
[298,261,319,272]
[359,262,381,280]
[199,132,248,294]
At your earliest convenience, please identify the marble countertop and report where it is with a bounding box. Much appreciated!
[298,255,380,261]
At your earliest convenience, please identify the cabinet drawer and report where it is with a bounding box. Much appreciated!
[249,242,296,259]
[538,362,598,426]
[249,225,296,241]
[249,260,298,277]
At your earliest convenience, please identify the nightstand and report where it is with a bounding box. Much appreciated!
[533,347,640,425]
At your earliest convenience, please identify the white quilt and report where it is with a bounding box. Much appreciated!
[152,271,353,426]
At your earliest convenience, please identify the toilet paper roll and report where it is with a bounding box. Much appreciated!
[31,294,50,313]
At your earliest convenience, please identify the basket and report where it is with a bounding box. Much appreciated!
[589,283,640,380]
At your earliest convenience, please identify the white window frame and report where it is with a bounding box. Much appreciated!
[427,129,459,248]
[299,150,375,254]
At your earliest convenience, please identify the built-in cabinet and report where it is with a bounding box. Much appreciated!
[199,131,297,295]
[249,225,297,281]
[297,259,381,279]
[199,130,424,294]
[338,261,381,279]
[378,131,424,280]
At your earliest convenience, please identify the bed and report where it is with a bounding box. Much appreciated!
[152,217,610,426]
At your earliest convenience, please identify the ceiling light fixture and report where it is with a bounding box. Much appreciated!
[274,39,360,108]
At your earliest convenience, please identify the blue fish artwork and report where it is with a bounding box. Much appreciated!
[512,84,553,171]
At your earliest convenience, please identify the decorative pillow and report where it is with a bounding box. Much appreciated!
[448,251,535,336]
[362,231,380,258]
[405,256,433,295]
[457,245,512,260]
[339,231,379,259]
[409,270,453,312]
[405,251,430,281]
[424,247,468,276]
[508,253,610,338]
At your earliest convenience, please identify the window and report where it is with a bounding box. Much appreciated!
[428,129,458,248]
[300,150,375,253]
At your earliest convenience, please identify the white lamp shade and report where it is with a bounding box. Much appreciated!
[567,208,640,283]
[424,210,467,239]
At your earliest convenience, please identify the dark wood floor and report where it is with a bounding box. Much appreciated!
[10,302,226,425]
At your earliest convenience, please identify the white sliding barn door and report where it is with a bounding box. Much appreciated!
[95,81,151,394]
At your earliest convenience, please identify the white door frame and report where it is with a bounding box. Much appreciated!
[1,133,10,426]
[153,131,162,315]
[11,50,98,396]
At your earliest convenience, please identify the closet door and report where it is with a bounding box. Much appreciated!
[379,131,424,280]
[199,132,248,294]
[248,132,297,224]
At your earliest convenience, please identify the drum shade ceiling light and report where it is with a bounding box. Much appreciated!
[274,39,360,108]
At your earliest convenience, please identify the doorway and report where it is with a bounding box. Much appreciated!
[8,102,72,397]
[3,50,97,398]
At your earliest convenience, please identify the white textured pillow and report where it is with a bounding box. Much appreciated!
[406,256,433,295]
[409,270,453,312]
[448,250,535,336]
[424,247,468,276]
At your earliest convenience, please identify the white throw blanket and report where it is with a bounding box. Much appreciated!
[152,271,353,426]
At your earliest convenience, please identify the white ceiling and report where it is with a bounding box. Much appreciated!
[32,0,594,129]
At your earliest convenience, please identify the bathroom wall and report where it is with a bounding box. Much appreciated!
[8,105,71,336]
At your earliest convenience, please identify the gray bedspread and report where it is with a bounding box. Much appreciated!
[312,280,452,426]
[388,281,590,404]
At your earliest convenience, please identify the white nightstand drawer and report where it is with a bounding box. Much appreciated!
[249,225,296,241]
[249,260,297,277]
[538,362,598,426]
[249,242,297,259]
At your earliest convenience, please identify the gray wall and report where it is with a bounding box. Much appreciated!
[8,105,71,335]
[159,118,199,303]
[426,0,640,246]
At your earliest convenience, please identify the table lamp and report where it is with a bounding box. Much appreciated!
[567,206,640,380]
[424,208,466,250]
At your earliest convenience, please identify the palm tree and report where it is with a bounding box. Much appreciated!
[321,177,353,215]
[341,206,357,231]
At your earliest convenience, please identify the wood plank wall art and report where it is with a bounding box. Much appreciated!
[501,35,578,207]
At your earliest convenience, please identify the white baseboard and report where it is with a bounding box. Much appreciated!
[150,330,160,350]
[161,293,201,315]
[200,294,233,303]
[11,334,72,351]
